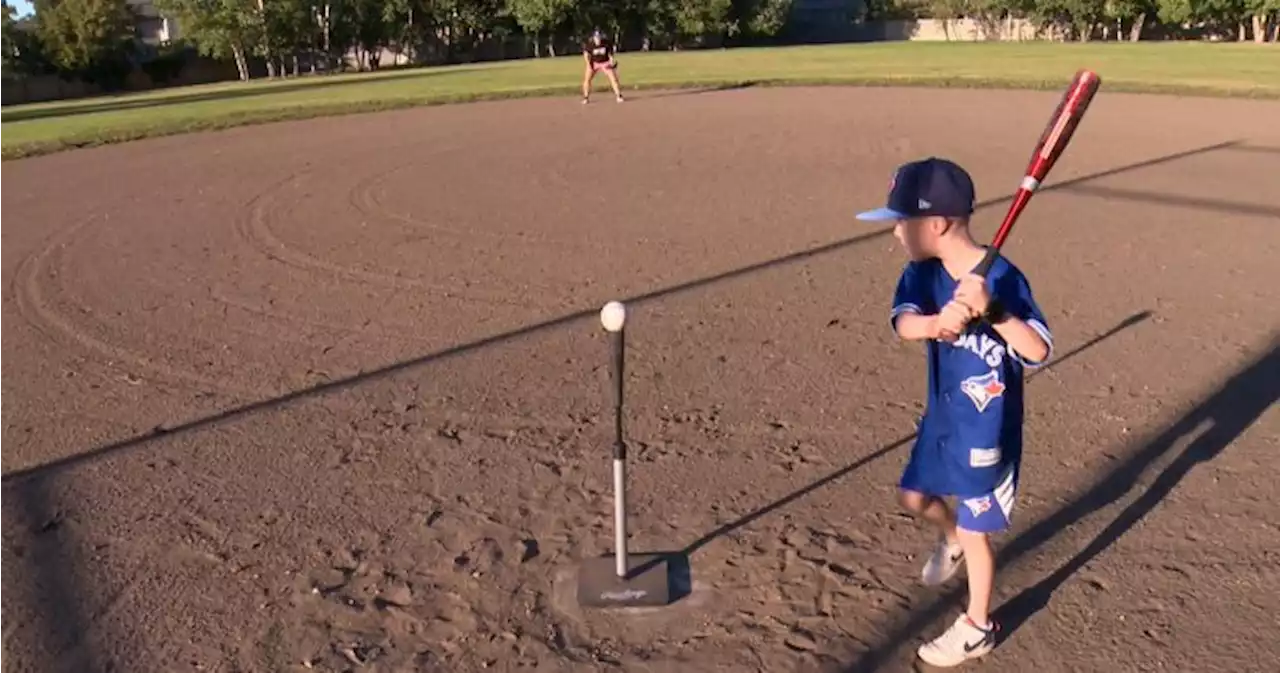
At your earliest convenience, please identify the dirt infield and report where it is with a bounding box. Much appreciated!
[3,87,1279,673]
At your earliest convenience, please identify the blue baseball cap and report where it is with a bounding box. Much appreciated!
[856,157,976,221]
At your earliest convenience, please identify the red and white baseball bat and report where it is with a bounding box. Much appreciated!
[974,69,1102,277]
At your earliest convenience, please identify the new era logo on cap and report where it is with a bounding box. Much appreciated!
[857,157,976,222]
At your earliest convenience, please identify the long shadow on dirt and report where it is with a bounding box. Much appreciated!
[2,480,111,673]
[673,309,1153,562]
[832,336,1279,673]
[1061,184,1280,219]
[632,81,761,101]
[994,338,1279,640]
[0,141,1236,488]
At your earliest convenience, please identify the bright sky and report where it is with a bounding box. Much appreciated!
[10,0,33,18]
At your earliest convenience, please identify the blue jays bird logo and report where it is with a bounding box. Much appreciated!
[960,370,1006,413]
[963,495,993,517]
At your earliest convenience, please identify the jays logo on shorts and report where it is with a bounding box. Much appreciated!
[956,466,1017,533]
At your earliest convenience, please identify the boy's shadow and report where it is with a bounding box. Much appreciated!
[994,339,1279,641]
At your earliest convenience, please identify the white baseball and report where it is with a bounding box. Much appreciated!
[600,301,626,332]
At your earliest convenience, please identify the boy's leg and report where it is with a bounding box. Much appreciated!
[916,469,1016,667]
[899,489,964,586]
[899,439,966,587]
[899,490,959,543]
[957,528,995,626]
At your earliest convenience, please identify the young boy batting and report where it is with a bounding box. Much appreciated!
[856,157,1053,667]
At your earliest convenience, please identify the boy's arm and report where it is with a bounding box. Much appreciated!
[891,261,968,342]
[895,301,971,342]
[990,315,1051,364]
[894,312,938,341]
[891,262,933,341]
[954,271,1053,366]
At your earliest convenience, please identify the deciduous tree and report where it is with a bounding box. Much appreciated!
[33,0,133,81]
[2,1,18,67]
[155,0,261,80]
[508,0,574,56]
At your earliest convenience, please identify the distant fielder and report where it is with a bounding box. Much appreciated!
[856,157,1053,667]
[581,29,624,104]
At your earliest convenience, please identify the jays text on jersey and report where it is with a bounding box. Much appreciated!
[891,254,1053,499]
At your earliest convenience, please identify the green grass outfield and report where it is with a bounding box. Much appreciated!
[3,42,1278,160]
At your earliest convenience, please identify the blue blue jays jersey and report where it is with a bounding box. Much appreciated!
[891,254,1052,498]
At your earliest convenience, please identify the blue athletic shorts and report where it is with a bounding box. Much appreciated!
[955,466,1017,533]
[900,461,1018,534]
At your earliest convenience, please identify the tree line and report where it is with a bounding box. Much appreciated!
[880,0,1279,42]
[0,0,793,84]
[3,0,1277,88]
[145,0,798,80]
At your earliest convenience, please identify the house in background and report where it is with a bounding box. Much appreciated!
[127,0,179,45]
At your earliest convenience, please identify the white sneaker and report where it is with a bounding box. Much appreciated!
[917,614,998,667]
[921,537,965,586]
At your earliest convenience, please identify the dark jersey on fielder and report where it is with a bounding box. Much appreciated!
[891,253,1052,533]
[584,39,615,64]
